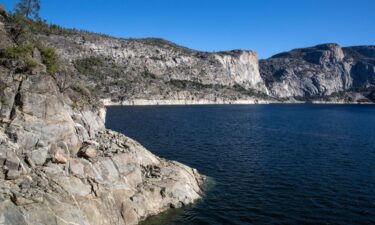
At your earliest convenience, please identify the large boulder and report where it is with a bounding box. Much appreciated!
[0,129,205,225]
[7,75,81,153]
[0,62,205,225]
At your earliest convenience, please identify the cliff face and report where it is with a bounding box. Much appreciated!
[39,29,375,103]
[0,66,204,225]
[0,12,204,225]
[41,34,266,89]
[214,50,267,93]
[260,44,375,100]
[38,33,269,103]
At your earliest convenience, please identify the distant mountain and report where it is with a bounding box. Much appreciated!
[2,6,374,105]
[260,43,375,102]
[39,32,270,104]
[42,27,374,103]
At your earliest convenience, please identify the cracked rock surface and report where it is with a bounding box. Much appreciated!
[0,33,205,224]
[0,71,205,225]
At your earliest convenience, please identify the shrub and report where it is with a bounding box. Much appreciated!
[68,83,94,111]
[2,44,33,59]
[169,79,223,90]
[72,84,91,98]
[232,84,270,98]
[74,57,103,75]
[1,44,38,71]
[1,43,60,74]
[38,45,59,73]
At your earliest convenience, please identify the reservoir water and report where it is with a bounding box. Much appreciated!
[106,105,375,225]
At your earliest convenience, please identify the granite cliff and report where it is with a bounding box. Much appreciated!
[37,30,270,104]
[260,43,375,102]
[37,29,375,103]
[0,9,204,225]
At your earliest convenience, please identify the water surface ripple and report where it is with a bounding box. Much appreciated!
[106,105,375,225]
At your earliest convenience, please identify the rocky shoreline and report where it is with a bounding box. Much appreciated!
[0,75,204,225]
[102,98,374,106]
[0,72,206,225]
[102,98,273,106]
[310,101,374,105]
[0,9,206,223]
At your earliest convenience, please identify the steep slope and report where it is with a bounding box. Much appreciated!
[260,43,375,102]
[0,11,204,225]
[38,32,270,104]
[40,29,375,103]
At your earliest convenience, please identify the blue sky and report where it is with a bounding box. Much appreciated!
[1,0,374,58]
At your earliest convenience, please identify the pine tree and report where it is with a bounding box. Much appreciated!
[14,0,40,21]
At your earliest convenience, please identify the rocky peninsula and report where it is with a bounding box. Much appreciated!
[0,7,204,225]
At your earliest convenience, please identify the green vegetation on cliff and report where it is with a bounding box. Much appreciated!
[37,44,59,73]
[0,43,59,73]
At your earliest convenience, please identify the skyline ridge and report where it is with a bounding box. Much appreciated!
[2,0,375,59]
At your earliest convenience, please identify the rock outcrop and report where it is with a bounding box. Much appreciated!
[0,10,205,225]
[214,50,268,93]
[260,43,375,101]
[0,70,204,225]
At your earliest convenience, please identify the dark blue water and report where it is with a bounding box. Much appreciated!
[106,105,375,225]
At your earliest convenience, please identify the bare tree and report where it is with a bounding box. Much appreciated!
[54,70,73,93]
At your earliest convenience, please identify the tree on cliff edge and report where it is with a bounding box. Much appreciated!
[14,0,40,21]
[7,0,40,44]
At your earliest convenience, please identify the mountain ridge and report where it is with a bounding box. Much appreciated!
[2,6,375,104]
